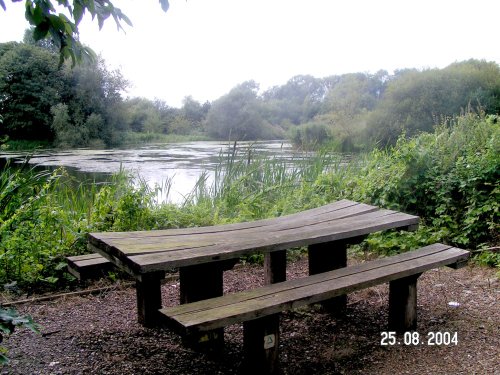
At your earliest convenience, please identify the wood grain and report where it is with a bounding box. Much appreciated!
[159,244,469,333]
[88,200,419,275]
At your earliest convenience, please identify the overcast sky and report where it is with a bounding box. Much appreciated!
[1,0,499,107]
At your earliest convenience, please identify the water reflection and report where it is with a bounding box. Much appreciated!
[0,140,298,203]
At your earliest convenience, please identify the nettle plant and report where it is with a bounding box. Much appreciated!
[0,307,39,364]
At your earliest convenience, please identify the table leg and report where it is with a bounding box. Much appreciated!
[389,273,421,333]
[179,260,237,351]
[264,250,287,284]
[136,271,165,327]
[308,240,348,314]
[243,314,280,375]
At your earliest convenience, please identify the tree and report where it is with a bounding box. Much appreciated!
[205,81,265,140]
[367,60,500,145]
[0,42,63,140]
[0,38,131,146]
[262,75,327,126]
[0,0,169,65]
[321,72,386,118]
[62,55,129,146]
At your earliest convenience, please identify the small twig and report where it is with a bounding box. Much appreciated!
[454,280,467,288]
[470,247,500,253]
[42,329,61,337]
[0,283,134,307]
[1,273,181,307]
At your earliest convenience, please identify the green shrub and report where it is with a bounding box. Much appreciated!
[315,112,499,263]
[288,122,332,149]
[0,307,39,364]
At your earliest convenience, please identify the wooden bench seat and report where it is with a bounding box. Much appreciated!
[66,253,114,280]
[159,243,469,374]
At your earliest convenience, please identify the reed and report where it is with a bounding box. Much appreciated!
[184,142,355,220]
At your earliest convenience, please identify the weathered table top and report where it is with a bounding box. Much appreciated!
[88,199,419,275]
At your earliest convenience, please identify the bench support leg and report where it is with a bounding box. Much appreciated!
[308,240,348,314]
[389,273,421,333]
[243,314,280,375]
[179,260,237,351]
[136,271,165,327]
[264,250,287,284]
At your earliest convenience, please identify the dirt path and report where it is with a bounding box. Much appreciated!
[2,259,499,374]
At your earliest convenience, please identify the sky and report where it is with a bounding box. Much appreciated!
[1,0,499,107]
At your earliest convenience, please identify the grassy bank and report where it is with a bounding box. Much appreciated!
[121,131,212,145]
[0,113,498,291]
[0,139,52,151]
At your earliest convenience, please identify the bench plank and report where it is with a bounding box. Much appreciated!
[160,244,469,333]
[66,253,114,280]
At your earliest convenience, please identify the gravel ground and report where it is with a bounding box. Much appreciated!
[1,257,499,375]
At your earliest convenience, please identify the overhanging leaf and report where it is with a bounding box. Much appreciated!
[33,21,50,40]
[73,2,84,25]
[48,14,65,31]
[159,0,169,12]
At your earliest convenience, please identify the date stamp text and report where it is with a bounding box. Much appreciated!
[380,331,458,346]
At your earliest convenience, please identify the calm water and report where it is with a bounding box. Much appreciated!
[1,140,302,203]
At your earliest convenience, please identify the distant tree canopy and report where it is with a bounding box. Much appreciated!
[367,60,500,145]
[262,75,329,126]
[0,0,169,65]
[0,42,63,140]
[205,81,266,140]
[0,39,128,147]
[1,36,499,150]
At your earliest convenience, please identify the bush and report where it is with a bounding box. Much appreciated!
[0,307,39,364]
[288,122,332,149]
[315,112,499,263]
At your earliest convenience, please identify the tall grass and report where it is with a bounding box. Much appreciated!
[0,139,51,151]
[122,131,211,145]
[184,141,355,221]
[0,162,176,289]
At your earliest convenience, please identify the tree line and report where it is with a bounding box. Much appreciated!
[1,34,499,150]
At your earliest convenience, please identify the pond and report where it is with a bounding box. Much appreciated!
[0,140,304,203]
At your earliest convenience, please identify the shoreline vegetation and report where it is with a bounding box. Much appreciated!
[0,132,213,152]
[0,113,498,294]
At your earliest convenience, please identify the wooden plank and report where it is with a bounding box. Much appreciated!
[88,202,380,269]
[131,210,419,272]
[164,243,454,316]
[89,200,379,254]
[160,245,469,332]
[66,253,114,280]
[88,200,358,241]
[67,253,108,262]
[88,243,138,277]
[164,244,454,316]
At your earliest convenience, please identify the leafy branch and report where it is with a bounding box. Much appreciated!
[0,307,40,365]
[0,0,169,66]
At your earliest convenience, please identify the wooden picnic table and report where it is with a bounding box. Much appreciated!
[88,199,419,327]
